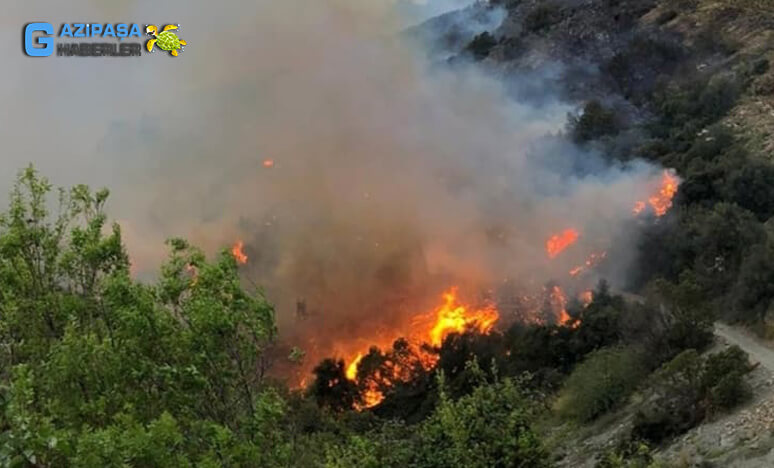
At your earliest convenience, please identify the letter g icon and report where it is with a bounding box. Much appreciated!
[24,23,54,57]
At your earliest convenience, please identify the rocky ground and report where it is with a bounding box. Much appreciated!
[657,325,774,467]
[550,325,774,467]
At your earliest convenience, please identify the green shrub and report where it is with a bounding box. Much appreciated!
[569,101,620,143]
[415,375,549,468]
[631,346,751,444]
[524,4,562,32]
[465,32,497,60]
[557,347,646,422]
[702,345,753,413]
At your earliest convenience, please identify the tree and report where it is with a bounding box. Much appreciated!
[413,371,549,468]
[0,168,283,465]
[569,100,620,143]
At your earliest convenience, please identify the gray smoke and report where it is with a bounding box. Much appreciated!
[1,0,669,377]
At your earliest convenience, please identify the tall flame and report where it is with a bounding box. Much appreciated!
[346,353,363,381]
[231,240,248,264]
[546,229,580,259]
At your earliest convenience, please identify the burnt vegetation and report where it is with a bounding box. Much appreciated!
[2,0,774,466]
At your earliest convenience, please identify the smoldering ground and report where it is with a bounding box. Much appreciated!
[2,0,670,380]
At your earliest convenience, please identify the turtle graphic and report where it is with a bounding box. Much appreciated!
[146,24,186,56]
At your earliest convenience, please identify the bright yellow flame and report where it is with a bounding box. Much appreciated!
[346,353,363,381]
[429,287,499,347]
[341,287,499,410]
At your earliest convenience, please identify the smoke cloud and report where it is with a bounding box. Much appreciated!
[2,0,668,379]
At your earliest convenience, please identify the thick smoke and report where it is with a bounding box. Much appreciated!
[2,0,667,379]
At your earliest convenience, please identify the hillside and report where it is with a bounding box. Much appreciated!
[1,1,774,467]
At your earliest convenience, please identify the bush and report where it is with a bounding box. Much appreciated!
[569,101,620,143]
[702,345,752,413]
[733,241,774,323]
[631,346,751,444]
[725,162,774,221]
[464,32,497,60]
[414,374,549,468]
[556,347,646,422]
[524,4,562,32]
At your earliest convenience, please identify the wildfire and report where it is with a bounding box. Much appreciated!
[343,287,499,409]
[428,287,499,347]
[550,285,572,326]
[231,240,248,264]
[346,353,363,380]
[634,170,679,217]
[546,229,580,259]
[263,159,275,168]
[569,251,607,277]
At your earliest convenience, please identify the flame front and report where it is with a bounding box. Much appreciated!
[231,240,248,264]
[428,287,499,347]
[569,251,607,277]
[343,287,499,409]
[546,229,580,259]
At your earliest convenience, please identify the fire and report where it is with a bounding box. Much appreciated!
[568,251,607,277]
[633,170,679,217]
[428,287,499,347]
[346,353,363,381]
[231,240,248,264]
[342,287,499,409]
[550,285,572,326]
[649,170,679,216]
[263,159,275,168]
[546,229,580,259]
[360,387,385,409]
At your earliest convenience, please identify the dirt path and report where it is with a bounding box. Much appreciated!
[715,323,774,372]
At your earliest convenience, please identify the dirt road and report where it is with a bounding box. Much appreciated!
[715,322,774,372]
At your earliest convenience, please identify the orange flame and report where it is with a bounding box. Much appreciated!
[634,170,679,217]
[342,287,499,409]
[649,170,679,216]
[263,159,275,168]
[428,287,499,347]
[568,251,607,277]
[231,240,248,264]
[546,229,580,259]
[550,285,571,326]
